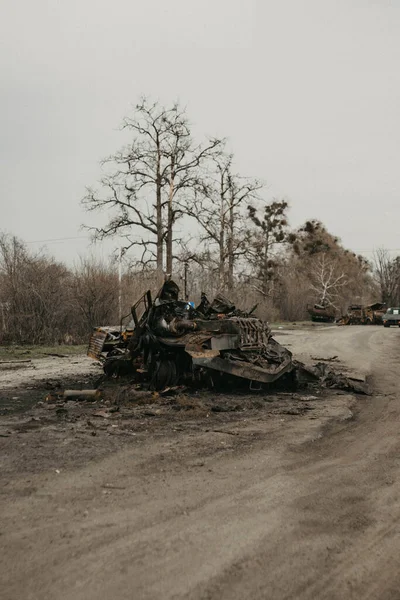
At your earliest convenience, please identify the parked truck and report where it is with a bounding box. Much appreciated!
[382,307,400,327]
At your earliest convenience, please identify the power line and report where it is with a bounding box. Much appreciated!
[25,234,143,244]
[25,236,90,244]
[22,236,400,255]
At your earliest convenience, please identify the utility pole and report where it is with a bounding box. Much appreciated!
[118,247,122,325]
[184,261,189,301]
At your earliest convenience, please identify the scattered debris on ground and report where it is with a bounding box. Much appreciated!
[46,281,366,412]
[295,361,370,395]
[0,323,376,489]
[46,389,101,402]
[0,286,371,460]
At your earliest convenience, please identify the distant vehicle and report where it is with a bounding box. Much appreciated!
[382,307,400,327]
[307,303,336,323]
[361,302,387,325]
[338,302,387,325]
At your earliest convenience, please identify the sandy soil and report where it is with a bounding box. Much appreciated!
[1,325,400,600]
[0,354,100,391]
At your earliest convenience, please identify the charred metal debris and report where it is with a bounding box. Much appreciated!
[294,361,370,395]
[308,302,387,325]
[87,281,370,396]
[337,303,387,326]
[307,303,336,323]
[88,281,293,391]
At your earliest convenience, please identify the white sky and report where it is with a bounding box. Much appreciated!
[1,0,399,264]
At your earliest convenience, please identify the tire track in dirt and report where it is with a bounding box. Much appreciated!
[1,326,400,600]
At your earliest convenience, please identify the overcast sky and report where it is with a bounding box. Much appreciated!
[1,0,399,265]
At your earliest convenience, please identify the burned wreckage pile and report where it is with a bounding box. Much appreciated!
[87,281,369,395]
[88,281,293,391]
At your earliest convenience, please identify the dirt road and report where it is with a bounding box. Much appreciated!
[1,326,400,600]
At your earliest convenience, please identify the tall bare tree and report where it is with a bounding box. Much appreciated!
[186,152,262,291]
[309,253,347,308]
[290,221,373,313]
[82,98,222,274]
[373,248,400,305]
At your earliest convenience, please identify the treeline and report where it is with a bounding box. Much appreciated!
[78,98,379,312]
[0,233,142,345]
[0,223,392,346]
[180,218,379,322]
[2,98,398,345]
[80,98,385,322]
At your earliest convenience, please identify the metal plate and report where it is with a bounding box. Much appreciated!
[87,329,108,360]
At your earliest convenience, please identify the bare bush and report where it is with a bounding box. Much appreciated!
[373,248,400,305]
[0,234,71,344]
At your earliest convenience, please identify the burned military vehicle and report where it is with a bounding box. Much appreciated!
[88,280,293,390]
[307,303,336,323]
[337,302,387,325]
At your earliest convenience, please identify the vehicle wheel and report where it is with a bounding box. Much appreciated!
[150,359,178,390]
[384,324,390,328]
[104,356,133,377]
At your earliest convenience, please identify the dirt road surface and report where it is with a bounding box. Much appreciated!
[1,326,400,600]
[0,354,99,391]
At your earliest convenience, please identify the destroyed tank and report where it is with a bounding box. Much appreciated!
[88,280,293,390]
[307,303,336,323]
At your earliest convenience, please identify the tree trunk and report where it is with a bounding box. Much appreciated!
[166,160,175,275]
[218,190,225,291]
[227,199,234,293]
[156,140,163,273]
[262,234,270,296]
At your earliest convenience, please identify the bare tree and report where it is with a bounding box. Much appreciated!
[186,152,263,291]
[70,257,119,333]
[82,98,222,274]
[309,253,347,308]
[373,247,400,305]
[0,233,71,344]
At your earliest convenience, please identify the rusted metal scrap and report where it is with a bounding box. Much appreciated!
[87,280,293,390]
[337,302,387,326]
[307,303,336,323]
[294,361,370,395]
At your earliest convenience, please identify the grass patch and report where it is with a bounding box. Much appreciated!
[0,345,88,361]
